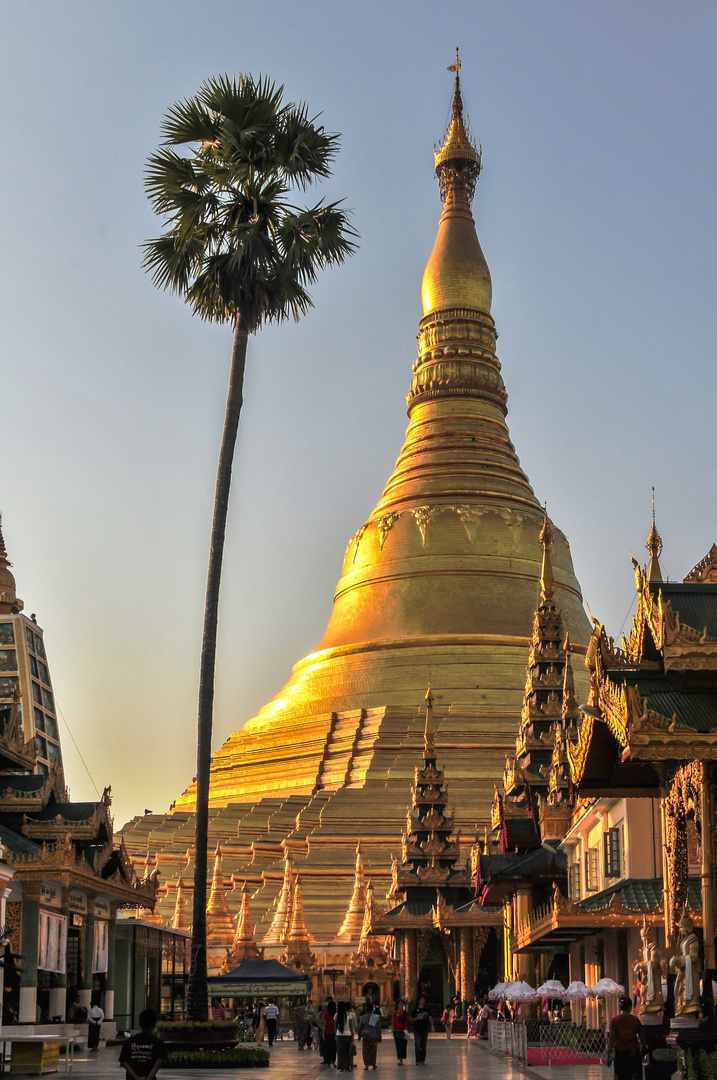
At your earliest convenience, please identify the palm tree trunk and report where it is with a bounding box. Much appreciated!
[186,312,249,1021]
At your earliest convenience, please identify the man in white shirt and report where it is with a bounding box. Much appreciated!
[263,1000,280,1046]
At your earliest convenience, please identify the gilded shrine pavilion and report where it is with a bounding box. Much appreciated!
[121,67,591,999]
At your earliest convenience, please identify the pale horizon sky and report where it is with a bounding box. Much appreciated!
[2,1,716,827]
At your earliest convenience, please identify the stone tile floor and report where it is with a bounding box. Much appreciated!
[26,1035,608,1079]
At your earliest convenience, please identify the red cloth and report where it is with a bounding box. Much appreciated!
[392,1009,408,1031]
[323,1012,336,1036]
[609,1013,642,1052]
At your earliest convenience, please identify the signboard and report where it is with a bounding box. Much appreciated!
[93,898,111,919]
[40,883,61,909]
[69,890,87,914]
[207,980,309,997]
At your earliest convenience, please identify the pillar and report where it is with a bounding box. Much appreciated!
[502,901,513,981]
[701,761,716,968]
[460,928,475,1005]
[49,971,67,1021]
[19,895,39,1023]
[78,911,94,1011]
[660,793,672,947]
[405,930,417,1004]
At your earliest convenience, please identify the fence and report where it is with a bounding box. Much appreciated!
[487,1019,528,1065]
[489,1019,607,1067]
[538,1022,607,1067]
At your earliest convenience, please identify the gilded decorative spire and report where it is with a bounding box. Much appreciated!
[223,881,260,970]
[398,722,466,888]
[206,844,234,948]
[424,684,435,757]
[262,846,294,945]
[421,52,491,320]
[334,841,367,944]
[171,876,188,931]
[0,515,21,614]
[539,510,554,601]
[435,49,482,203]
[646,488,663,584]
[356,878,386,966]
[283,874,315,969]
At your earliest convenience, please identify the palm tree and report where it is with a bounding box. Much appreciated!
[143,73,357,1020]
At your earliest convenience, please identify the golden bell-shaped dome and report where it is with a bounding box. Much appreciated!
[422,70,491,316]
[175,66,590,831]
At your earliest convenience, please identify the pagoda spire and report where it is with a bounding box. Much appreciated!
[206,845,234,948]
[398,710,465,888]
[356,878,386,966]
[223,882,260,970]
[171,876,188,931]
[262,847,294,945]
[283,874,315,969]
[646,488,663,584]
[334,842,367,944]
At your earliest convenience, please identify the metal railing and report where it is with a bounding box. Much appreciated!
[487,1019,528,1065]
[538,1021,606,1066]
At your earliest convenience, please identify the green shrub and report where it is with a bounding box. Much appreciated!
[167,1046,270,1069]
[684,1048,717,1080]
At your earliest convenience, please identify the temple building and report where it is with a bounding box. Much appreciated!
[0,517,64,774]
[0,512,185,1034]
[482,527,717,1032]
[120,66,590,992]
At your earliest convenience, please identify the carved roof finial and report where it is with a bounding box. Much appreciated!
[646,487,663,585]
[424,684,435,756]
[539,507,554,601]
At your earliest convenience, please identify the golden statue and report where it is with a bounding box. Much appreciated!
[633,920,664,1015]
[670,914,702,1019]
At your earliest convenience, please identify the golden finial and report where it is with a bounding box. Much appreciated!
[646,487,663,584]
[539,506,554,601]
[434,49,481,203]
[424,683,435,755]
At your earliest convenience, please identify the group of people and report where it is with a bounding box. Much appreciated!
[210,997,282,1046]
[313,994,436,1070]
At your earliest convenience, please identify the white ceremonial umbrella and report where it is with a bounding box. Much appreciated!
[589,978,624,998]
[504,980,539,1003]
[536,979,567,999]
[488,981,512,1000]
[564,980,592,1001]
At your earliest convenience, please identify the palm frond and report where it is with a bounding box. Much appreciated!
[144,72,358,328]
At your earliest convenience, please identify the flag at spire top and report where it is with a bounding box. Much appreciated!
[447,47,461,72]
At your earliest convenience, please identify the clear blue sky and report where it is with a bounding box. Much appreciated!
[2,1,716,825]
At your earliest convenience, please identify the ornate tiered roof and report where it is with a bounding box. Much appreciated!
[492,515,579,851]
[397,688,467,890]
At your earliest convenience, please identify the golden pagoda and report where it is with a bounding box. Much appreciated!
[122,62,590,959]
[282,875,315,970]
[171,877,188,931]
[334,843,367,945]
[222,882,261,971]
[206,845,235,971]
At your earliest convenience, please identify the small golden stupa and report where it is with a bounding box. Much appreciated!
[123,59,590,947]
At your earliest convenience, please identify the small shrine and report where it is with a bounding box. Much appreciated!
[372,688,501,1008]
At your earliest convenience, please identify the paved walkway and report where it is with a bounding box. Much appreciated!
[52,1035,607,1079]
